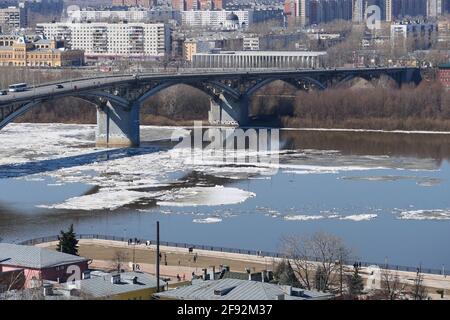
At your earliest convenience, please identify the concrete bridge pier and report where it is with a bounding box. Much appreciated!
[96,100,140,147]
[208,93,249,126]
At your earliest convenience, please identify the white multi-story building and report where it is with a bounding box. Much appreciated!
[192,51,327,69]
[181,10,253,29]
[391,21,438,48]
[66,8,149,22]
[243,37,259,51]
[427,0,445,17]
[0,7,26,30]
[36,22,171,57]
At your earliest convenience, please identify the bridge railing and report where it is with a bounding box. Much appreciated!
[26,66,414,90]
[17,233,448,276]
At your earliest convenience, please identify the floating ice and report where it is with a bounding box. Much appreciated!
[397,209,450,220]
[338,214,378,221]
[283,215,324,221]
[157,186,255,207]
[38,189,154,211]
[193,217,222,224]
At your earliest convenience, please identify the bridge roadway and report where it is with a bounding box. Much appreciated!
[0,67,422,147]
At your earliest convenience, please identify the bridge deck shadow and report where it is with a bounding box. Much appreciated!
[0,146,161,180]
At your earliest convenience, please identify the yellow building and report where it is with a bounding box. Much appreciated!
[183,39,197,62]
[0,36,84,67]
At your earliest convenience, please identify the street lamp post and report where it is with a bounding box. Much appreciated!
[156,221,160,292]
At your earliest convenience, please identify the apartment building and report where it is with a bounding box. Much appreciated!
[243,37,259,51]
[66,8,150,22]
[181,10,253,29]
[36,21,171,57]
[390,20,438,49]
[0,7,26,31]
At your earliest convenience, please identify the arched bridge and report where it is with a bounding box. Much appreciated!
[0,67,422,147]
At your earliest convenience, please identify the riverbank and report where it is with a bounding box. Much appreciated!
[36,239,450,300]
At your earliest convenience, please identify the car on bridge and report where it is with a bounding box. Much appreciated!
[55,84,64,89]
[0,90,7,96]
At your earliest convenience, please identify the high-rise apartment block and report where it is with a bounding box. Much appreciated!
[36,22,171,57]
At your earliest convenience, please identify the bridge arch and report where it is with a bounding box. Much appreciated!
[136,80,241,106]
[0,94,109,131]
[244,76,326,99]
[334,72,403,89]
[0,100,44,130]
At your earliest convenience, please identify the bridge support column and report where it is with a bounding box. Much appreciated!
[96,100,140,147]
[208,93,249,126]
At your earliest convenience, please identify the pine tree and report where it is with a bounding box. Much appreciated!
[315,266,327,292]
[347,267,364,297]
[56,224,79,256]
[274,260,301,287]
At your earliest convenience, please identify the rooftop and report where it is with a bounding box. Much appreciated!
[0,243,88,269]
[155,278,334,300]
[193,50,327,56]
[63,271,166,298]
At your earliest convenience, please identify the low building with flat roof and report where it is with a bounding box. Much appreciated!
[60,271,166,300]
[155,278,334,300]
[191,50,327,69]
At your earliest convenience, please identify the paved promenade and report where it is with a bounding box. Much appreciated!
[38,239,450,299]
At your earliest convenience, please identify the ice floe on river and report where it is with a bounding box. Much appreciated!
[0,123,444,214]
[282,213,378,222]
[395,209,450,221]
[157,186,255,207]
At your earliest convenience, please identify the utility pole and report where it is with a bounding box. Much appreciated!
[156,221,160,292]
[339,260,343,296]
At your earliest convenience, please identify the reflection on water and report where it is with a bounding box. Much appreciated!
[1,123,450,269]
[282,130,450,163]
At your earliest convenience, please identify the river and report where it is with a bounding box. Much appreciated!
[0,123,450,270]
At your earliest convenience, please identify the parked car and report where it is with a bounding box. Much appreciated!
[56,84,64,89]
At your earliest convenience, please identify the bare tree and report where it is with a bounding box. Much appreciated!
[411,271,428,300]
[281,232,352,292]
[111,249,129,273]
[379,269,406,300]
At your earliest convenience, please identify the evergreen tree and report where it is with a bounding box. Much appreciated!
[314,266,327,292]
[57,224,79,256]
[273,260,301,287]
[347,267,364,297]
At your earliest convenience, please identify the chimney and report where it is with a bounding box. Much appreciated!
[111,274,121,284]
[82,271,91,280]
[43,284,53,296]
[283,285,293,296]
[202,268,208,280]
[261,270,266,283]
[276,294,285,300]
